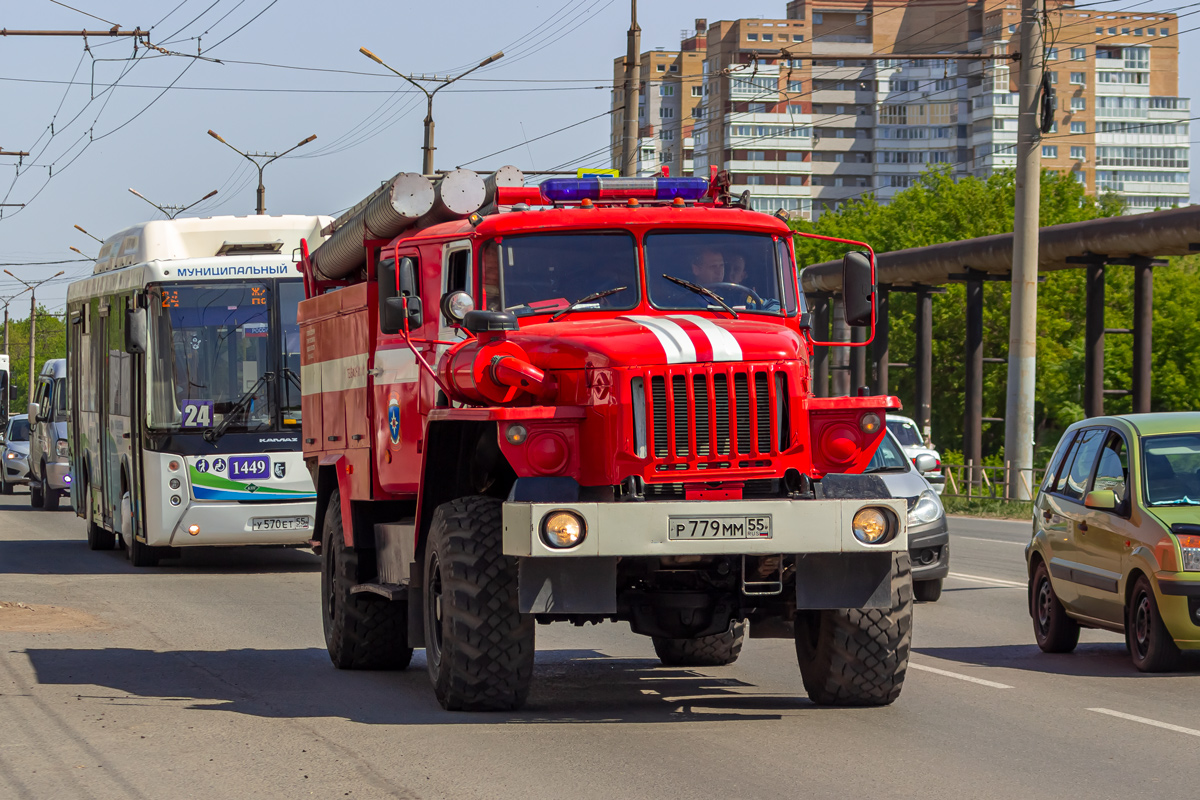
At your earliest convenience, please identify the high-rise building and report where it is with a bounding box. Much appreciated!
[609,1,1189,218]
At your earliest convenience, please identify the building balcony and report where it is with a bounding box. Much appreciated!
[726,160,812,174]
[811,41,875,55]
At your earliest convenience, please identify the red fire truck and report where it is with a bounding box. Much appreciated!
[298,168,910,711]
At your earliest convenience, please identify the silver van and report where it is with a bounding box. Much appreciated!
[28,359,71,510]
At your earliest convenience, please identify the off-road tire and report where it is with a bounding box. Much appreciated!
[425,495,534,711]
[1031,561,1079,653]
[794,552,913,706]
[321,488,412,670]
[1127,575,1181,673]
[41,465,60,511]
[84,480,115,551]
[914,578,943,603]
[652,621,746,667]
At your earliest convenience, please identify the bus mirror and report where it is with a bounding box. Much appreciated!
[842,250,874,327]
[126,307,148,354]
[384,296,422,333]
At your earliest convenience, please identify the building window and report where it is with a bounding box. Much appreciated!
[787,80,803,92]
[814,13,823,24]
[1071,97,1086,111]
[1071,121,1086,134]
[1095,27,1103,35]
[656,64,665,72]
[1071,47,1086,60]
[1070,72,1085,85]
[1071,146,1087,160]
[747,151,766,161]
[670,65,679,72]
[1161,28,1170,35]
[787,104,804,114]
[1047,47,1058,60]
[692,85,703,97]
[786,176,806,186]
[785,151,806,162]
[762,33,773,42]
[1134,28,1143,36]
[1075,171,1086,187]
[856,13,868,25]
[748,103,767,113]
[1122,28,1130,35]
[1048,71,1058,84]
[746,175,766,185]
[747,33,758,41]
[1046,121,1058,133]
[1042,145,1058,158]
[661,107,674,118]
[660,85,675,96]
[1008,24,1015,33]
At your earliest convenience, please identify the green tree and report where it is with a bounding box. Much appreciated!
[790,166,1171,462]
[4,306,67,405]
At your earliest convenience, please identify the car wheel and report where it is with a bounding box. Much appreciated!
[41,463,60,511]
[1031,561,1079,653]
[914,578,943,603]
[29,469,43,508]
[1127,575,1181,673]
[0,470,10,495]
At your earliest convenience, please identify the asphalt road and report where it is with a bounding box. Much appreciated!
[2,495,1199,800]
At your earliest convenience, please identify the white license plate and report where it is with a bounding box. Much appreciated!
[251,516,312,532]
[668,515,773,540]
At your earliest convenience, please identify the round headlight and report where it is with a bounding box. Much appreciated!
[541,510,585,549]
[852,507,893,544]
[907,489,944,525]
[505,424,528,445]
[859,412,881,434]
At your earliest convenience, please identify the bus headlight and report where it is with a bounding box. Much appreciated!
[55,439,69,459]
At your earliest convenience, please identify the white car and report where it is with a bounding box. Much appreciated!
[886,414,945,495]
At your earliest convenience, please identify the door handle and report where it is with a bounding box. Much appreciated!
[1079,521,1088,533]
[1042,509,1053,522]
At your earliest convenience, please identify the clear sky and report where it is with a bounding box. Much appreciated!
[1,0,1196,313]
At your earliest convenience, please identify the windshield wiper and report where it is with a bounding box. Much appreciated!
[662,274,738,318]
[864,466,908,474]
[203,372,274,443]
[550,287,629,321]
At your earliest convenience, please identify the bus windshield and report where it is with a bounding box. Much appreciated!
[147,281,298,433]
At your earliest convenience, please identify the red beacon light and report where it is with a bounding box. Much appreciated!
[540,176,709,204]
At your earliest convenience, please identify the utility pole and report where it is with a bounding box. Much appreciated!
[3,271,64,403]
[0,289,30,357]
[1004,0,1044,500]
[359,48,504,175]
[129,187,218,219]
[207,131,315,214]
[621,0,641,177]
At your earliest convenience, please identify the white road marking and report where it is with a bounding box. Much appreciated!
[1088,708,1200,738]
[910,663,1013,689]
[947,572,1026,588]
[956,536,1026,546]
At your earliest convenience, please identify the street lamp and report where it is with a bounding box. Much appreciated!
[360,47,503,175]
[207,130,316,215]
[3,269,65,403]
[128,187,218,219]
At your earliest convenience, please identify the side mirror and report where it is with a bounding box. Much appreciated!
[384,296,423,333]
[28,402,40,421]
[1084,489,1117,510]
[398,257,418,297]
[440,290,475,323]
[126,307,147,354]
[842,250,874,327]
[914,454,937,473]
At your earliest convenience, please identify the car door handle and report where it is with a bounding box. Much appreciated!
[1042,509,1053,522]
[1079,521,1088,533]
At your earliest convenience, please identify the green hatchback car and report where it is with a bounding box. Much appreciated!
[1028,413,1200,672]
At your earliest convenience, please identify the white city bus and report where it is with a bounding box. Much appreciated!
[66,215,329,566]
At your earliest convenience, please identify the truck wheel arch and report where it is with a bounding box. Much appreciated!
[315,456,355,547]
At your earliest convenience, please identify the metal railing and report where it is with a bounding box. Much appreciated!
[941,461,1044,500]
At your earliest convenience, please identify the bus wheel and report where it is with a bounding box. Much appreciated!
[123,490,159,568]
[321,488,412,670]
[84,479,115,551]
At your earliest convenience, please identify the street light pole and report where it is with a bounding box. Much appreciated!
[0,288,31,358]
[3,271,64,403]
[128,187,218,219]
[360,48,504,175]
[206,131,316,214]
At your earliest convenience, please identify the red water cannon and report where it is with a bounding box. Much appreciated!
[441,311,556,406]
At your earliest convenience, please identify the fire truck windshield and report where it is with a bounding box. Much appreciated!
[146,280,300,433]
[645,231,794,315]
[484,233,639,316]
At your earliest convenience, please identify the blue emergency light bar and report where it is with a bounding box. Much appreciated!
[541,176,710,203]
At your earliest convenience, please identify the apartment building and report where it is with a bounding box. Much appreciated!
[609,1,1189,218]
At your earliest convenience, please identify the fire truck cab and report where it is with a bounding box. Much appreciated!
[300,171,911,711]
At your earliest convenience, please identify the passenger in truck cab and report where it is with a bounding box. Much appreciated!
[689,247,726,285]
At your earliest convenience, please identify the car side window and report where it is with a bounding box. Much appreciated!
[1041,431,1076,493]
[1091,432,1129,507]
[1058,428,1103,501]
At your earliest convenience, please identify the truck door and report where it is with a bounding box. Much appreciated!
[373,248,428,494]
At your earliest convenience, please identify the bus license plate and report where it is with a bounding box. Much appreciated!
[251,516,311,532]
[668,515,773,540]
[229,456,269,480]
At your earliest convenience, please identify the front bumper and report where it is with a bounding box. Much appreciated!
[908,517,949,581]
[1156,574,1200,649]
[44,460,71,492]
[502,497,909,557]
[3,455,29,484]
[147,500,317,548]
